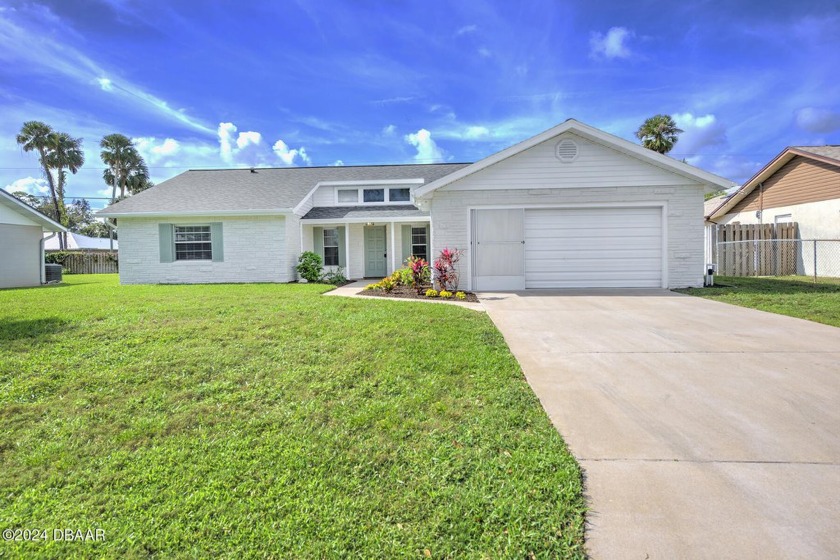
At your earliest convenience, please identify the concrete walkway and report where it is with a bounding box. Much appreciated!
[479,289,840,559]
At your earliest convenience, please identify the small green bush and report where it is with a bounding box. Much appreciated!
[380,277,396,292]
[321,267,347,285]
[393,267,413,286]
[296,251,323,283]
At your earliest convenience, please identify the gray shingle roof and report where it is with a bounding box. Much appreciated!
[794,146,840,162]
[98,163,470,216]
[302,205,429,220]
[703,194,730,217]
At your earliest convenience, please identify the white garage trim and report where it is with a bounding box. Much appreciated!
[467,202,668,290]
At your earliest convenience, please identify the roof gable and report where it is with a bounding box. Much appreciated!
[709,146,840,219]
[433,130,705,192]
[414,119,734,197]
[0,189,66,231]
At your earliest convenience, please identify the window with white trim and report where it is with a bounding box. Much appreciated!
[174,225,212,261]
[323,228,339,266]
[334,186,414,205]
[411,227,427,261]
[363,188,385,203]
[389,188,411,202]
[337,189,359,203]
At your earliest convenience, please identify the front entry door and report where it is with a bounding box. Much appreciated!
[364,226,387,277]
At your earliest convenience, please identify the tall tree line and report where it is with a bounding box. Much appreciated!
[14,122,152,246]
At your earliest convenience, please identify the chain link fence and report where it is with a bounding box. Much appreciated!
[715,239,840,280]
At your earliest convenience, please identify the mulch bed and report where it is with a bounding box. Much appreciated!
[357,284,480,303]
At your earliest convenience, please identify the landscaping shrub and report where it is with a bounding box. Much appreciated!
[432,248,463,291]
[393,267,413,286]
[366,276,396,292]
[425,288,438,297]
[321,267,347,285]
[296,251,323,283]
[455,291,466,300]
[439,290,452,298]
[407,256,431,292]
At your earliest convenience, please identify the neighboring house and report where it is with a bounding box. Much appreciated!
[707,145,840,237]
[0,188,67,289]
[44,232,118,251]
[706,146,840,276]
[98,119,732,289]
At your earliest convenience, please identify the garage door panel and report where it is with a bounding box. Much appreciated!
[528,257,661,272]
[527,228,661,240]
[524,207,662,288]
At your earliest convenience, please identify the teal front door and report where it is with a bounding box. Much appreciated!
[364,226,387,277]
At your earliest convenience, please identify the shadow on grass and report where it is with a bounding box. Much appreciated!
[687,276,840,296]
[0,317,73,342]
[0,281,98,292]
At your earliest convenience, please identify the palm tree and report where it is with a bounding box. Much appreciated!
[635,114,683,154]
[46,132,85,248]
[16,121,61,228]
[101,134,151,202]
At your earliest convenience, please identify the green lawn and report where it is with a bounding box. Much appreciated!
[0,275,585,559]
[677,275,840,328]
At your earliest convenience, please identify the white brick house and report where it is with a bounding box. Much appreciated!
[98,120,733,289]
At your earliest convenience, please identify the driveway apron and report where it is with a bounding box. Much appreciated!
[479,289,840,559]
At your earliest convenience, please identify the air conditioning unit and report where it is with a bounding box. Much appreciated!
[45,263,63,283]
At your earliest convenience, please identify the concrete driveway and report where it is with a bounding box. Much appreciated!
[479,290,840,559]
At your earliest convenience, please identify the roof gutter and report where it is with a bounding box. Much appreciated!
[96,208,295,218]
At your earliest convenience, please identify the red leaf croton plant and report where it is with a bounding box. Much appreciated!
[432,248,463,292]
[406,256,429,293]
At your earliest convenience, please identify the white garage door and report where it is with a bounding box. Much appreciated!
[525,207,663,288]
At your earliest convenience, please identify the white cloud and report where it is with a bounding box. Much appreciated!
[0,6,214,135]
[133,137,181,164]
[464,126,490,139]
[132,123,311,175]
[795,107,840,133]
[154,138,180,157]
[590,27,634,59]
[236,130,262,149]
[5,176,49,195]
[478,47,492,58]
[404,129,445,163]
[373,96,416,105]
[672,112,727,155]
[219,122,266,166]
[272,139,311,166]
[332,160,344,166]
[382,124,396,136]
[456,24,477,36]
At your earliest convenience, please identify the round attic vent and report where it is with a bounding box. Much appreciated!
[554,138,579,163]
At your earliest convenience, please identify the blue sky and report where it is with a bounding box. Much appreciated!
[2,0,839,209]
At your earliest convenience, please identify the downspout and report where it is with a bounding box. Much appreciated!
[299,219,304,281]
[106,218,117,252]
[41,232,57,284]
[757,182,764,228]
